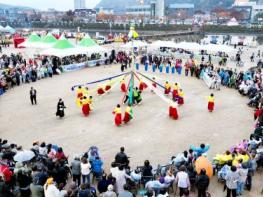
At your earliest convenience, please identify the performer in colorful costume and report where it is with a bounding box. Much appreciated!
[178,89,184,105]
[113,104,122,126]
[105,82,111,92]
[164,81,171,95]
[123,104,133,124]
[76,86,87,107]
[172,83,179,101]
[169,102,179,120]
[208,93,215,112]
[76,86,84,98]
[81,96,91,116]
[97,85,105,95]
[120,79,127,93]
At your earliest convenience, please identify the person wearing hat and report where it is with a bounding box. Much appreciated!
[44,178,60,197]
[102,184,117,197]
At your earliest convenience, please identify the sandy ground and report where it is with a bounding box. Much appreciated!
[0,45,263,196]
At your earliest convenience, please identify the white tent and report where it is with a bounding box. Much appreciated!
[174,42,203,51]
[200,44,236,53]
[123,40,148,49]
[76,45,109,55]
[4,25,15,33]
[150,40,177,48]
[39,48,84,57]
[39,36,78,58]
[227,18,239,26]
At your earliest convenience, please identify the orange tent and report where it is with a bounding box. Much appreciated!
[195,156,213,178]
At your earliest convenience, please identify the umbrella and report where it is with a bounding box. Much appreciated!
[0,165,13,181]
[195,156,213,178]
[14,150,35,162]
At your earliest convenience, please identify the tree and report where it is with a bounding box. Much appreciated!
[63,10,75,22]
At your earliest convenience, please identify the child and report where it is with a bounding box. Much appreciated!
[207,93,215,112]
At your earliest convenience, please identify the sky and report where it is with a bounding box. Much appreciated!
[0,0,101,10]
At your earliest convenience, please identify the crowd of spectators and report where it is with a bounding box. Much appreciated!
[0,128,262,197]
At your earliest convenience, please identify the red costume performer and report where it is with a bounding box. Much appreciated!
[169,103,179,120]
[105,84,111,91]
[123,106,133,124]
[172,83,179,100]
[120,79,127,92]
[164,81,171,95]
[97,87,105,95]
[178,89,184,105]
[81,97,91,116]
[208,94,215,112]
[113,105,122,126]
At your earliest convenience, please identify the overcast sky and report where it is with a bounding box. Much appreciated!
[0,0,101,10]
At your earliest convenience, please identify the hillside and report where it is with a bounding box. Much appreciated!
[0,3,34,10]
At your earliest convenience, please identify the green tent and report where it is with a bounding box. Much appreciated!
[79,36,97,47]
[27,32,41,42]
[53,36,74,49]
[41,33,57,43]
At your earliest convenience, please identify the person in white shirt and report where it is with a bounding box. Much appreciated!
[175,165,190,197]
[164,169,175,188]
[39,142,47,156]
[44,178,60,197]
[115,166,131,193]
[110,162,119,178]
[81,157,91,184]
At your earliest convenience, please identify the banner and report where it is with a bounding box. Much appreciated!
[87,59,106,67]
[202,72,213,88]
[63,58,106,72]
[63,62,88,72]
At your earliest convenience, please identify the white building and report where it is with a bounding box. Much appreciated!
[155,0,164,19]
[126,5,152,15]
[74,0,86,10]
[233,1,263,21]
